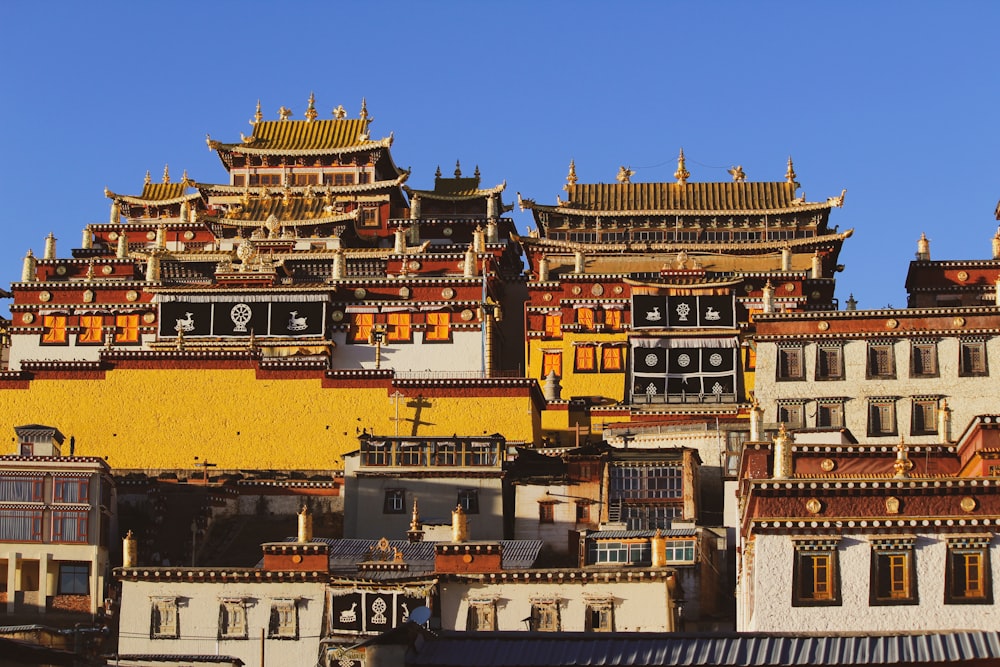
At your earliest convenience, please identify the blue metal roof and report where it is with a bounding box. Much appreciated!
[407,631,1000,666]
[586,529,697,540]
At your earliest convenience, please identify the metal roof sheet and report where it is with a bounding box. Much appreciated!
[407,631,1000,666]
[586,529,697,539]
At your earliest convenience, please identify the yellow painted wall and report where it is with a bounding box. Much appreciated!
[527,332,628,402]
[0,369,536,469]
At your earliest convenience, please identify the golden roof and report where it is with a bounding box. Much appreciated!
[524,181,845,216]
[209,119,390,155]
[105,182,200,206]
[206,198,359,227]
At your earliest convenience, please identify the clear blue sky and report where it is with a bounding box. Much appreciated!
[2,2,998,314]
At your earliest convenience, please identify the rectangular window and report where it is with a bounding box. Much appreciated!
[0,476,44,501]
[58,563,89,595]
[609,465,683,500]
[54,477,90,503]
[384,489,405,514]
[576,308,595,329]
[911,399,939,436]
[867,343,896,379]
[115,314,140,344]
[816,344,844,380]
[663,539,697,563]
[542,351,562,379]
[868,399,897,436]
[777,402,805,429]
[585,600,614,632]
[575,346,596,372]
[52,510,89,543]
[42,315,68,344]
[544,313,563,338]
[539,502,555,524]
[792,540,841,606]
[468,441,498,466]
[433,442,457,466]
[292,173,319,186]
[946,537,993,604]
[910,342,939,377]
[268,600,299,639]
[601,346,624,371]
[530,601,560,632]
[248,173,282,186]
[604,309,622,329]
[466,600,496,631]
[396,441,425,466]
[777,346,804,380]
[362,208,379,227]
[959,340,988,376]
[871,539,917,605]
[219,600,248,640]
[457,489,479,514]
[817,401,845,428]
[575,502,591,523]
[78,315,104,344]
[358,172,370,184]
[361,439,389,466]
[387,312,411,341]
[151,598,179,639]
[0,510,43,541]
[334,173,355,186]
[351,313,374,342]
[587,541,651,565]
[232,174,246,187]
[425,312,451,341]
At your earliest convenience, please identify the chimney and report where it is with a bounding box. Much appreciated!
[651,529,667,568]
[123,530,138,568]
[750,399,764,441]
[938,400,952,444]
[916,232,930,261]
[537,256,550,282]
[21,250,36,283]
[44,232,57,260]
[781,245,792,271]
[762,280,774,313]
[772,424,792,479]
[452,505,468,543]
[297,505,313,543]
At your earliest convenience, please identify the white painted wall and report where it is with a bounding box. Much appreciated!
[8,333,156,370]
[742,532,1000,632]
[331,330,484,372]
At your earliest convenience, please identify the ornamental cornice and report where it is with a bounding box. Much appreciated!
[753,328,1000,342]
[528,200,839,217]
[516,230,851,254]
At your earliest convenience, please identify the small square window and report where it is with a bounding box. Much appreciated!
[777,346,804,381]
[539,502,555,524]
[816,345,844,380]
[42,315,68,345]
[959,340,988,377]
[777,402,805,429]
[911,399,939,436]
[219,600,248,640]
[466,600,496,631]
[575,502,591,523]
[868,399,897,437]
[268,600,299,639]
[585,600,614,632]
[576,308,595,329]
[792,539,841,606]
[817,400,845,428]
[530,600,560,632]
[544,314,563,338]
[911,342,939,378]
[870,539,917,605]
[457,489,479,514]
[58,563,89,595]
[601,346,624,372]
[384,489,406,514]
[867,343,896,379]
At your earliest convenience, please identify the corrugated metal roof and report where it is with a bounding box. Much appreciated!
[309,538,542,576]
[565,181,800,213]
[407,631,1000,666]
[587,529,697,539]
[139,182,190,201]
[249,119,369,151]
[111,655,244,665]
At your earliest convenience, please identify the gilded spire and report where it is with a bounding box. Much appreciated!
[894,436,914,478]
[454,160,462,178]
[278,105,292,120]
[162,164,170,184]
[674,148,690,185]
[181,169,190,185]
[305,92,317,121]
[144,170,151,185]
[435,165,442,179]
[785,156,798,185]
[566,159,578,186]
[616,165,634,183]
[332,104,347,119]
[359,97,369,121]
[253,99,263,124]
[474,165,481,180]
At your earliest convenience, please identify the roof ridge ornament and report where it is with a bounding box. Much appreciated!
[454,160,462,178]
[359,97,369,121]
[727,165,746,182]
[305,92,317,122]
[785,155,798,186]
[144,170,151,185]
[616,165,634,184]
[674,148,690,185]
[565,159,577,187]
[435,165,442,179]
[162,165,170,184]
[253,99,263,125]
[474,165,481,180]
[278,106,292,121]
[894,437,913,478]
[332,104,346,119]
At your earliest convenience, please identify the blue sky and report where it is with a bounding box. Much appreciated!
[1,2,998,313]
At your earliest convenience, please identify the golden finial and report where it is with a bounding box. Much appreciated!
[785,156,798,185]
[454,160,463,178]
[410,498,421,531]
[616,165,634,183]
[253,99,263,124]
[162,165,170,184]
[305,92,317,121]
[894,436,914,478]
[144,170,151,185]
[728,165,746,182]
[674,148,690,185]
[435,165,442,179]
[474,165,481,180]
[566,160,578,186]
[278,106,292,120]
[359,97,369,120]
[181,169,189,185]
[333,104,347,119]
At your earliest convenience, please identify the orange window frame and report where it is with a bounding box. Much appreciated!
[352,313,374,342]
[544,313,563,338]
[115,314,140,343]
[575,346,596,372]
[577,308,594,329]
[604,309,622,329]
[602,346,624,371]
[426,312,451,341]
[78,315,104,344]
[387,312,411,341]
[542,351,562,378]
[42,315,67,344]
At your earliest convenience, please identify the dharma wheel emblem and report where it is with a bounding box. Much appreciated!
[645,354,658,367]
[677,354,691,367]
[230,303,252,332]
